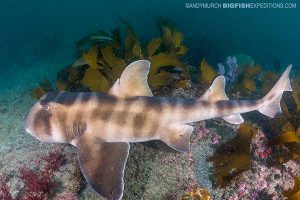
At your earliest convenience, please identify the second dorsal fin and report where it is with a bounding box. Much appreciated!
[200,76,228,101]
[200,76,244,125]
[109,60,153,98]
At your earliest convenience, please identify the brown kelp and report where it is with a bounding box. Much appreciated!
[181,187,212,200]
[198,58,218,85]
[208,123,257,187]
[30,80,53,99]
[51,18,189,94]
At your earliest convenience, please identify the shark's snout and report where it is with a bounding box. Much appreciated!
[24,109,33,135]
[25,125,31,134]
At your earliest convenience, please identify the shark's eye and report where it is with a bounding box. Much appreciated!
[43,105,49,110]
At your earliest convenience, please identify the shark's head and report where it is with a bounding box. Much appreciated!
[25,91,67,143]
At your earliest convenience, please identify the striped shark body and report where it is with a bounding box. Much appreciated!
[25,60,292,200]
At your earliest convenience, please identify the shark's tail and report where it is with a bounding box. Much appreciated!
[258,65,293,118]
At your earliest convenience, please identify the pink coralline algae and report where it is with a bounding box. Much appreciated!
[218,129,297,200]
[211,135,222,145]
[254,146,272,159]
[192,122,210,142]
[252,130,273,160]
[0,176,13,200]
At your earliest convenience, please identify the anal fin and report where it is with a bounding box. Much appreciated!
[223,114,244,125]
[77,135,130,200]
[160,124,193,152]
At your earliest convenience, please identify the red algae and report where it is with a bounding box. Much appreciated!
[0,176,13,200]
[0,150,67,200]
[19,167,56,200]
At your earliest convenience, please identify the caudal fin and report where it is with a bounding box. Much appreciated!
[258,65,293,118]
[200,76,244,124]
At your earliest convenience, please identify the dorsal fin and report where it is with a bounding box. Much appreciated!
[200,76,228,101]
[200,76,244,125]
[108,60,153,98]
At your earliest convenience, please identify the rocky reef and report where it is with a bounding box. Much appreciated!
[1,18,300,200]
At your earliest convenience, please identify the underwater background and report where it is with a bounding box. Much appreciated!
[1,0,299,93]
[0,0,300,199]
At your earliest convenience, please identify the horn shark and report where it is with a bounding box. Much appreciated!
[24,60,292,200]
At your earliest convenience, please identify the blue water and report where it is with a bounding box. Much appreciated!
[1,0,299,74]
[0,0,299,93]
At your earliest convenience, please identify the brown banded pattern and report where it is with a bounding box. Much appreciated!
[215,100,259,115]
[132,113,147,137]
[33,109,52,136]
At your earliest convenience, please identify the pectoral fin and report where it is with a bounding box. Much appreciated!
[77,136,130,200]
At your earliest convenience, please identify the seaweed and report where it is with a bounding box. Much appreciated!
[198,58,217,85]
[144,37,162,59]
[283,177,300,199]
[100,44,126,79]
[82,46,101,70]
[182,187,212,200]
[55,18,189,92]
[80,67,109,92]
[148,52,187,75]
[292,79,300,111]
[148,70,171,89]
[271,123,300,198]
[262,71,279,94]
[208,123,257,187]
[156,17,188,55]
[30,80,53,99]
[56,65,87,92]
[120,18,143,61]
[242,64,261,92]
